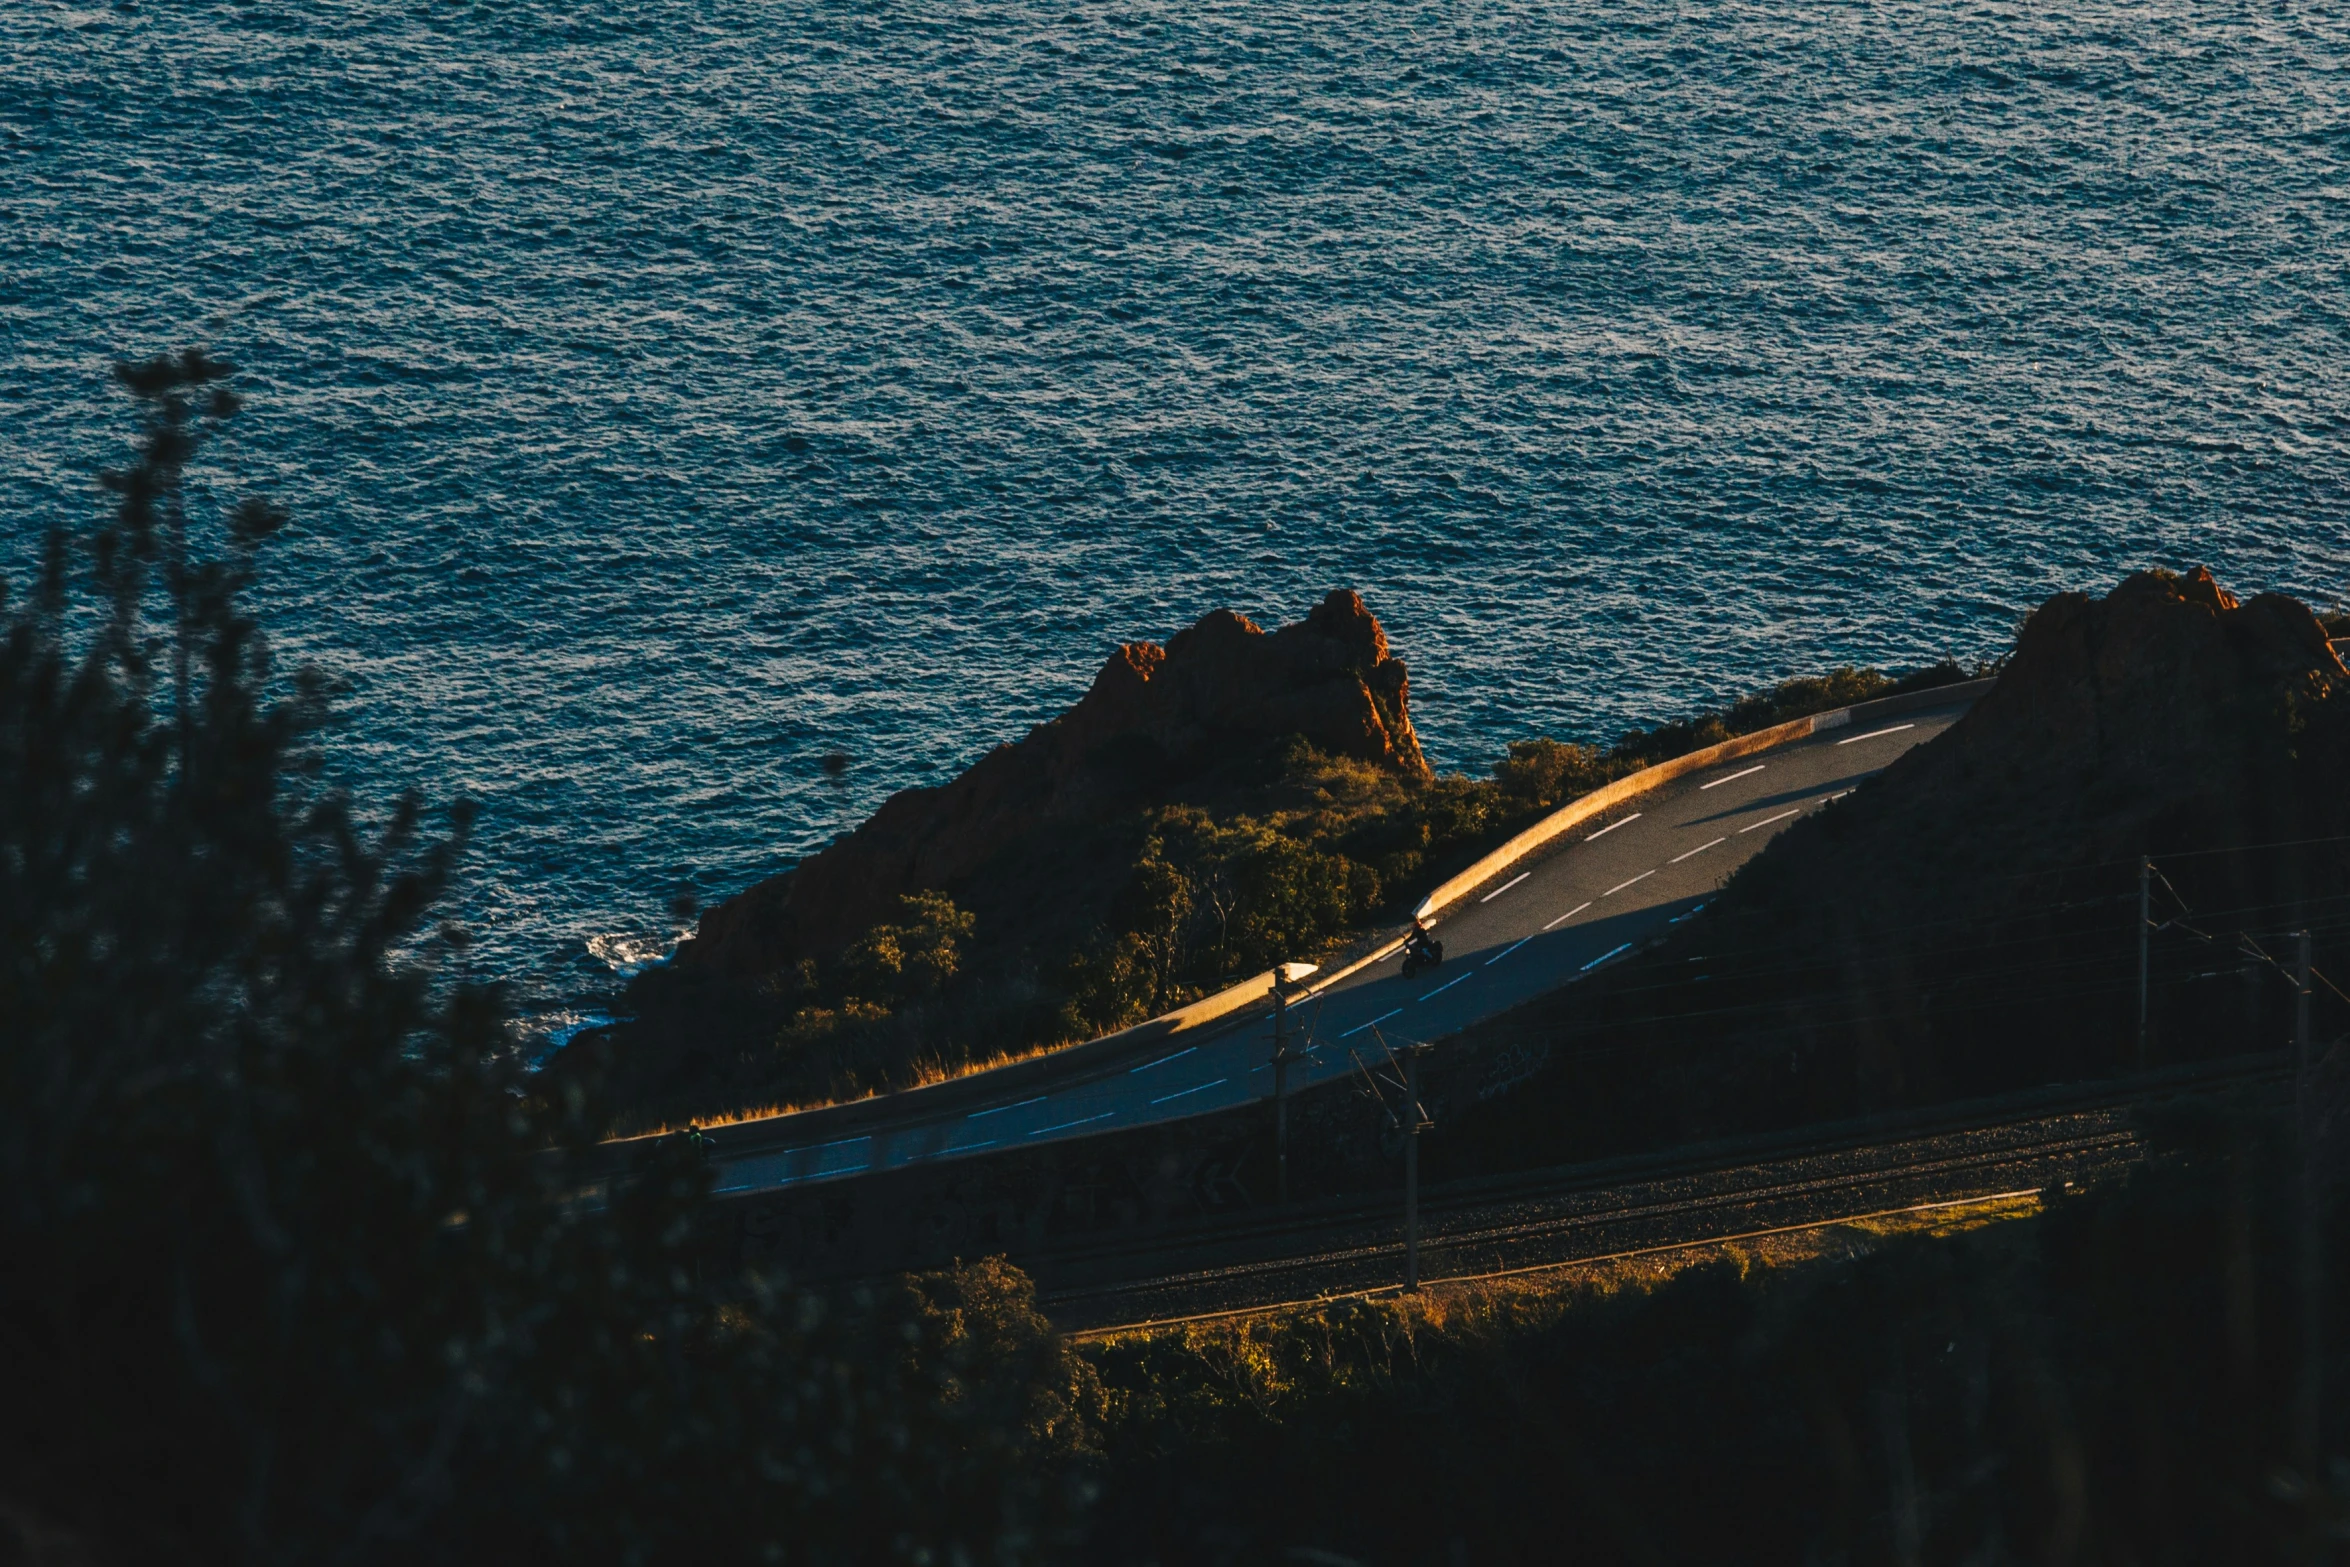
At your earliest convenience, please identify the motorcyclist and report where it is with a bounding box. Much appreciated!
[1404,917,1442,966]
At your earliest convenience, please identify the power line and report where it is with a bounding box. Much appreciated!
[1432,924,2350,1067]
[1634,887,2350,1009]
[1331,843,2350,1099]
[2144,833,2350,864]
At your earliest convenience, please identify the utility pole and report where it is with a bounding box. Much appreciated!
[1273,976,1291,1206]
[2293,928,2322,1497]
[1269,961,1318,1208]
[2137,854,2152,1068]
[1403,1042,1432,1292]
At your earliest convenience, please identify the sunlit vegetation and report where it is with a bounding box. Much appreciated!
[589,663,1976,1132]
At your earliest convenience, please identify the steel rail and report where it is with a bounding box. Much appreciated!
[1044,1124,2140,1325]
[1048,1126,2142,1335]
[1037,1056,2288,1332]
[1062,1190,2053,1343]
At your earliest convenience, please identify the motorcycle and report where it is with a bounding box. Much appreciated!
[1400,933,1445,979]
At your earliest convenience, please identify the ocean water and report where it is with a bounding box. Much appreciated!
[6,0,2347,1035]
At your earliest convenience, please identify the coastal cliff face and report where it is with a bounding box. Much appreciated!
[684,589,1428,984]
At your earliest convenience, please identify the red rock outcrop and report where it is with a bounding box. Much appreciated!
[682,591,1430,982]
[1440,566,2350,1169]
[1944,565,2345,800]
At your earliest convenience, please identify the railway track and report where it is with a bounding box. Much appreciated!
[1042,1059,2285,1334]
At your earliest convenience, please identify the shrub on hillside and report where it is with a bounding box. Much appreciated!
[841,890,976,1002]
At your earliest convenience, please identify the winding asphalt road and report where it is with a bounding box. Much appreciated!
[711,697,1974,1197]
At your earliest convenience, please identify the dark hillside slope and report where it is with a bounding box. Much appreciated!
[553,585,1965,1132]
[1438,568,2350,1176]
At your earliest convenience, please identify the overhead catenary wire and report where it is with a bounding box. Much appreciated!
[2149,862,2192,915]
[2138,832,2350,865]
[1252,853,2350,1100]
[1646,885,2350,1008]
[1309,839,2350,1142]
[1438,913,2350,1069]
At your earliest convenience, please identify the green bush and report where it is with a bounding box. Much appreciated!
[1492,735,1611,806]
[841,890,976,1003]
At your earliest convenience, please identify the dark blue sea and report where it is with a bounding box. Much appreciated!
[6,0,2346,1041]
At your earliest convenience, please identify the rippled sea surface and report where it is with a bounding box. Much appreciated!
[6,0,2347,1029]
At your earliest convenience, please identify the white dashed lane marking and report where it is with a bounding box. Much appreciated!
[1420,972,1471,1001]
[968,1096,1047,1120]
[1604,869,1656,897]
[1481,871,1531,903]
[1581,941,1634,972]
[1341,1008,1403,1038]
[1700,764,1766,790]
[1027,1110,1116,1137]
[1544,901,1592,930]
[1837,723,1915,746]
[1130,1046,1196,1074]
[1670,836,1726,864]
[1150,1078,1227,1106]
[1585,813,1641,841]
[1740,807,1804,834]
[1486,936,1533,966]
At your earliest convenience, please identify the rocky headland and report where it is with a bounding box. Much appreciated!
[685,589,1428,985]
[555,589,1954,1132]
[558,591,1481,1128]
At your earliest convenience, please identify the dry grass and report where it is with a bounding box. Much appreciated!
[900,1038,1071,1090]
[1401,1188,2044,1330]
[616,1037,1083,1140]
[616,1094,872,1141]
[1076,1188,2045,1348]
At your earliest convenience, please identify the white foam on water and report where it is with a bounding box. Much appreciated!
[585,932,681,980]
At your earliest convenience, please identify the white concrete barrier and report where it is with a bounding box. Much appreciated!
[1411,678,1993,923]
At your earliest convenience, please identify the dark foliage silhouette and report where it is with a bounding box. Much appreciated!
[1080,1102,2347,1564]
[0,354,1093,1564]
